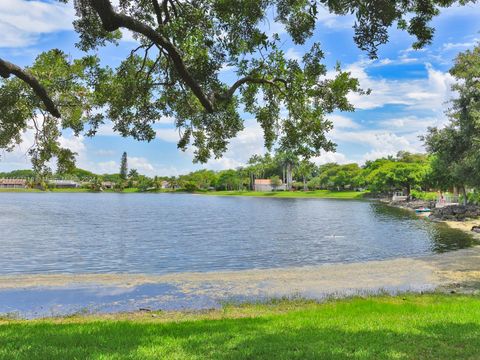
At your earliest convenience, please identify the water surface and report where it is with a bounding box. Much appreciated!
[0,193,474,275]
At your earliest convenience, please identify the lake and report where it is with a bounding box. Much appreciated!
[0,193,474,275]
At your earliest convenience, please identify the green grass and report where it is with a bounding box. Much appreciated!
[199,189,368,199]
[49,188,96,193]
[0,188,142,193]
[119,187,141,193]
[0,188,41,193]
[1,294,479,359]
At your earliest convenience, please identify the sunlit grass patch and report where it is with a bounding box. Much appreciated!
[1,294,479,359]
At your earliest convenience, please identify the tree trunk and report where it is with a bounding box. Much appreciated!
[286,163,292,191]
[461,185,468,206]
[303,176,307,191]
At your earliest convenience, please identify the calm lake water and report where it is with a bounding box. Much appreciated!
[0,193,474,275]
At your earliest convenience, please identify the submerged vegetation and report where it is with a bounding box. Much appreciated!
[1,294,480,359]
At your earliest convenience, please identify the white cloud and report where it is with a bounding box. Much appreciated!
[204,120,267,170]
[263,18,287,37]
[156,128,180,143]
[316,6,354,29]
[95,160,118,174]
[330,127,424,164]
[58,134,86,155]
[95,149,116,157]
[129,156,154,173]
[0,0,74,47]
[329,114,360,129]
[285,48,301,61]
[442,38,479,51]
[311,151,349,165]
[344,62,456,112]
[378,115,445,131]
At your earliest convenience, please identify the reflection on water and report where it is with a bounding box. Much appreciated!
[0,193,475,275]
[370,203,474,253]
[0,283,221,318]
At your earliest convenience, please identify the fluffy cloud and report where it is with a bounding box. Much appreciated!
[316,6,354,29]
[95,160,118,174]
[329,126,423,164]
[344,62,456,112]
[0,0,74,47]
[205,121,267,170]
[129,156,154,173]
[311,151,349,165]
[329,114,360,129]
[378,115,446,131]
[442,38,479,51]
[156,128,181,143]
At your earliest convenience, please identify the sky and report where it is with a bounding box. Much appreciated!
[0,0,479,176]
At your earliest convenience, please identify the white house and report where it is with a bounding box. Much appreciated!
[49,180,80,188]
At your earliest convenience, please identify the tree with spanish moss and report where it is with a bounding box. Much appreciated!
[1,0,478,171]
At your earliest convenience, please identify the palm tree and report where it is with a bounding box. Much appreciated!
[295,160,315,191]
[276,151,298,190]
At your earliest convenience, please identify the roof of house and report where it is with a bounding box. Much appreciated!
[254,179,272,185]
[49,180,79,185]
[0,178,27,185]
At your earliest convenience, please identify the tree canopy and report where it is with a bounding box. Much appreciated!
[1,0,478,172]
[423,44,480,203]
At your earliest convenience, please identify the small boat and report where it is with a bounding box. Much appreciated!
[415,207,431,213]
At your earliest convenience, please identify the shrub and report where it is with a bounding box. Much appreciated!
[183,181,198,192]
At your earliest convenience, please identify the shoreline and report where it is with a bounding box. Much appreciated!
[1,243,480,318]
[1,244,479,291]
[0,188,368,199]
[384,199,480,237]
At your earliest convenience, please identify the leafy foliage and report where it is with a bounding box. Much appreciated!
[0,50,106,174]
[3,0,476,171]
[424,44,480,202]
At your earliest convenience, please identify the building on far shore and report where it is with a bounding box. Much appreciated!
[101,181,115,190]
[49,180,80,189]
[0,179,27,189]
[160,180,170,189]
[254,179,286,192]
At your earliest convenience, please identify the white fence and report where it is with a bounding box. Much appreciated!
[392,192,408,201]
[436,194,459,208]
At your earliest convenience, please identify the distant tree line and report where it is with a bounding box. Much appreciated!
[0,150,431,196]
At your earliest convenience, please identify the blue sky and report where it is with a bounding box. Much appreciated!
[0,0,479,176]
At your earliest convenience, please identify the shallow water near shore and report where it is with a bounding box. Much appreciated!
[0,193,477,318]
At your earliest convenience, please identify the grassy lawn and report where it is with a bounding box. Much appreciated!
[0,188,142,193]
[199,189,368,199]
[0,188,41,193]
[1,294,479,359]
[49,188,97,193]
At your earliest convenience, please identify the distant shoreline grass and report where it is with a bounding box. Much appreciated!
[1,294,479,359]
[0,188,142,193]
[0,188,368,198]
[197,189,368,199]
